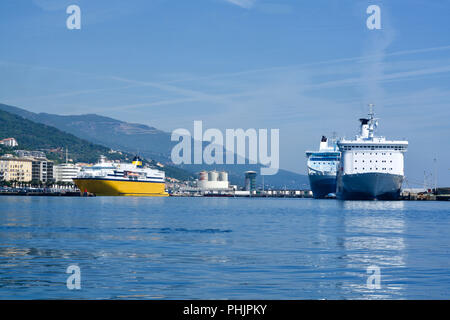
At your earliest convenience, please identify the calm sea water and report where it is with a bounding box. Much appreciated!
[0,196,449,299]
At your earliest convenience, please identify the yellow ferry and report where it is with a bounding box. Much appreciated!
[73,155,168,196]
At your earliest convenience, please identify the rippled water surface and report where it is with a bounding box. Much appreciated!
[0,196,449,299]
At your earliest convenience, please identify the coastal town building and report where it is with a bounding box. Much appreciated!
[32,158,54,182]
[15,150,46,159]
[0,137,18,147]
[54,163,81,183]
[0,156,32,182]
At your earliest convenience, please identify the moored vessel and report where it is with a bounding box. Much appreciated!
[306,136,341,199]
[336,105,408,200]
[73,155,168,196]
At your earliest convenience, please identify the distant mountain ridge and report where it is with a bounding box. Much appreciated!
[0,107,195,181]
[0,104,172,162]
[0,103,309,188]
[0,108,126,164]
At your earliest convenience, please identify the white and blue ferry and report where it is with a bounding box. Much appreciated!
[336,105,408,200]
[305,136,341,199]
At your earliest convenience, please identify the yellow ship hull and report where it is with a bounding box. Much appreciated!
[73,178,169,197]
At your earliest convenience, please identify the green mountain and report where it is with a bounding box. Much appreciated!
[0,103,309,188]
[0,108,195,181]
[0,109,120,163]
[0,103,172,163]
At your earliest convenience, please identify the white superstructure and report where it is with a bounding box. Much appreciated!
[54,163,81,183]
[306,136,340,177]
[336,105,408,200]
[76,155,165,183]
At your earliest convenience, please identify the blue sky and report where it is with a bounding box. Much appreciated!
[0,0,449,186]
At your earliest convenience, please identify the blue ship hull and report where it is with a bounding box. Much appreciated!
[337,173,403,200]
[308,174,337,199]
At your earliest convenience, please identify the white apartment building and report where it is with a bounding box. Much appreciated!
[54,163,81,183]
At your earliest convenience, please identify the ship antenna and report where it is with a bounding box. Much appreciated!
[331,131,337,150]
[367,104,376,138]
[368,103,375,119]
[332,131,337,141]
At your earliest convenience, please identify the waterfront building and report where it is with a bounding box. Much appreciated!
[32,158,54,182]
[0,156,32,182]
[54,163,81,183]
[245,171,257,192]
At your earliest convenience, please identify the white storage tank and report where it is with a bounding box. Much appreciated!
[199,171,208,181]
[208,170,218,181]
[219,171,228,182]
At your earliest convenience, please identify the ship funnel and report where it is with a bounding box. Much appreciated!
[360,119,370,138]
[360,104,377,139]
[319,136,328,150]
[132,155,143,168]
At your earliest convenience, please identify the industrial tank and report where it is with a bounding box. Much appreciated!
[219,171,228,182]
[208,170,218,181]
[199,171,208,181]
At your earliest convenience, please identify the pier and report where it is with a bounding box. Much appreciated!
[400,187,450,201]
[0,187,94,197]
[1,185,448,200]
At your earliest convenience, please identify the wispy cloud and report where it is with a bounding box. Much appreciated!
[3,44,450,113]
[360,4,396,104]
[166,44,450,85]
[301,65,450,91]
[224,0,256,9]
[32,0,68,11]
[3,85,140,104]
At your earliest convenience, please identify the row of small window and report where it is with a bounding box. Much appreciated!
[0,165,25,168]
[341,145,405,150]
[354,168,393,171]
[355,160,392,163]
[354,152,392,155]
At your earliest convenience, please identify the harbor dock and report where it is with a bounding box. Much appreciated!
[400,188,450,201]
[0,187,94,197]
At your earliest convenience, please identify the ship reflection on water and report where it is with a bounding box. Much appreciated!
[337,201,406,299]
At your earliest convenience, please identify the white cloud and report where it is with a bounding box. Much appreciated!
[224,0,256,9]
[32,0,70,11]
